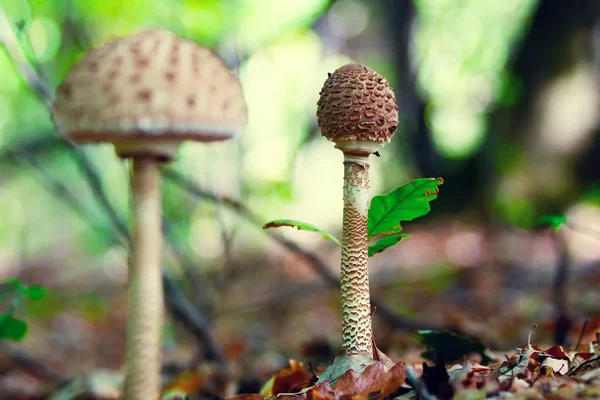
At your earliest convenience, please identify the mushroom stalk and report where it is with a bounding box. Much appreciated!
[124,156,163,400]
[341,154,373,355]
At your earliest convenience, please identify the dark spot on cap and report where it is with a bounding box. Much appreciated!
[130,41,142,53]
[108,70,119,80]
[136,58,150,68]
[137,89,152,101]
[102,83,112,92]
[88,62,99,72]
[170,55,179,65]
[165,71,176,82]
[114,56,123,66]
[130,73,142,83]
[223,101,229,111]
[187,95,196,107]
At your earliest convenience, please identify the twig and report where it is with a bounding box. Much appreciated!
[69,145,130,241]
[162,276,224,363]
[12,147,118,244]
[0,7,53,105]
[566,221,600,243]
[0,343,66,384]
[405,365,435,400]
[163,168,445,332]
[575,320,589,351]
[162,218,216,319]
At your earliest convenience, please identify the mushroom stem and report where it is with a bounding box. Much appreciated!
[340,153,373,355]
[124,156,163,400]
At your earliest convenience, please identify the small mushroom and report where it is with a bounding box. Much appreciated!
[316,63,398,356]
[52,29,247,400]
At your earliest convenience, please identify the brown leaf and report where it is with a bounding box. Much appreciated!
[316,352,377,387]
[379,361,407,398]
[306,381,336,400]
[162,363,225,397]
[334,362,387,397]
[263,360,313,396]
[226,395,267,400]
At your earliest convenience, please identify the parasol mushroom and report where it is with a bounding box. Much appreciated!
[316,63,398,356]
[51,29,247,400]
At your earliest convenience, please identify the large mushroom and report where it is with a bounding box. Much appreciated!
[316,63,398,356]
[51,29,247,400]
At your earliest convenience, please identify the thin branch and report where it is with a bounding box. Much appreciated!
[566,221,600,242]
[405,365,435,400]
[162,275,223,363]
[162,218,216,319]
[0,7,53,105]
[69,145,130,241]
[0,343,66,384]
[12,148,117,244]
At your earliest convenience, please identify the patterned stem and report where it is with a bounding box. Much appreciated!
[341,155,373,355]
[124,157,163,400]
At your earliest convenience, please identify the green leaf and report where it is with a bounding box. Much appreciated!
[538,214,566,230]
[415,330,493,365]
[262,219,342,247]
[368,178,443,239]
[23,285,47,300]
[368,234,410,257]
[3,278,25,292]
[0,314,28,341]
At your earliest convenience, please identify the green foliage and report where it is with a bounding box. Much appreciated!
[263,178,443,257]
[368,234,410,257]
[0,314,27,341]
[415,330,493,365]
[0,278,47,342]
[262,219,342,247]
[368,178,443,239]
[538,214,567,230]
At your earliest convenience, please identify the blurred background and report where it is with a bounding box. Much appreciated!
[1,0,600,396]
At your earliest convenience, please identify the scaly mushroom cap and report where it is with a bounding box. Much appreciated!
[316,63,398,155]
[51,29,247,161]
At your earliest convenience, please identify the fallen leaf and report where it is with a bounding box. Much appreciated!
[260,360,313,396]
[316,352,377,387]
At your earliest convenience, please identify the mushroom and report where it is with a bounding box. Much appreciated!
[316,63,398,356]
[51,29,247,400]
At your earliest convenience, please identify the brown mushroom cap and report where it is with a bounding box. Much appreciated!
[51,29,247,161]
[316,63,398,155]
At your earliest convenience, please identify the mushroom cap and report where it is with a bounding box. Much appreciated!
[316,63,398,155]
[51,29,247,161]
